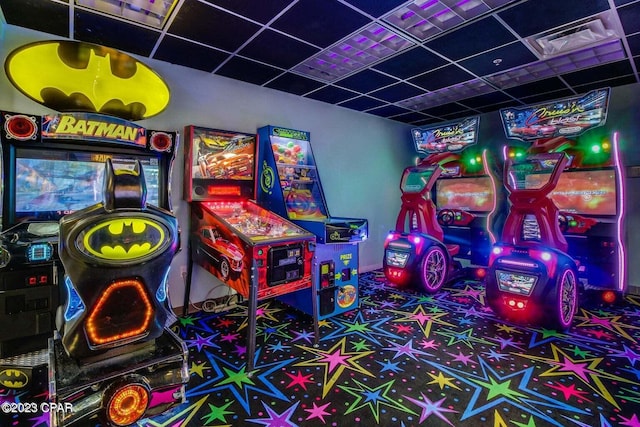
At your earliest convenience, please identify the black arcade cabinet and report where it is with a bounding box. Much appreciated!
[0,110,176,367]
[49,160,188,426]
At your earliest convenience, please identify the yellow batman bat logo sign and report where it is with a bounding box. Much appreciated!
[80,217,167,261]
[4,40,170,121]
[0,368,29,389]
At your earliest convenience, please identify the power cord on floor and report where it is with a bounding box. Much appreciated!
[181,267,242,314]
[202,293,241,313]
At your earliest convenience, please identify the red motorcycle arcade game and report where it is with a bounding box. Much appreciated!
[183,125,316,371]
[255,126,368,320]
[384,117,498,292]
[487,88,625,329]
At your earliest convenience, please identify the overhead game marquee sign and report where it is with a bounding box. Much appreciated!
[500,88,610,141]
[1,111,175,153]
[411,116,479,155]
[42,112,147,146]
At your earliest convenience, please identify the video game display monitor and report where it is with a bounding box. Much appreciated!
[525,169,617,217]
[435,176,495,213]
[13,148,160,223]
[401,167,437,194]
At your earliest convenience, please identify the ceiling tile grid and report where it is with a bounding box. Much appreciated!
[1,0,639,125]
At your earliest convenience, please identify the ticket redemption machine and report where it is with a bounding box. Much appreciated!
[487,88,624,328]
[182,125,316,371]
[384,117,498,292]
[255,126,368,320]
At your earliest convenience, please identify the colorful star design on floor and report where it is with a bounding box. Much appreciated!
[9,271,640,426]
[295,336,375,398]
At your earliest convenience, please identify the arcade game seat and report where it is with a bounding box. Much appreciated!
[383,159,461,293]
[49,160,188,426]
[485,151,578,330]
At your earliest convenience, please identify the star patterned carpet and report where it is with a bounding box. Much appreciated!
[3,270,640,426]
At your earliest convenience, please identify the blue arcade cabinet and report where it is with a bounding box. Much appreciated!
[256,126,367,320]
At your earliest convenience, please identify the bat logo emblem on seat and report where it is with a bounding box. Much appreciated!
[80,217,167,261]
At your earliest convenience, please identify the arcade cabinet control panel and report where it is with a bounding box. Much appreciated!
[0,222,61,357]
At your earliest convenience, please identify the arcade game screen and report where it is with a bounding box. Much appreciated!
[526,170,617,216]
[436,176,494,212]
[401,167,437,193]
[14,148,160,222]
[507,157,561,190]
[271,136,328,220]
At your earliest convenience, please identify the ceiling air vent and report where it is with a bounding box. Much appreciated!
[525,12,621,59]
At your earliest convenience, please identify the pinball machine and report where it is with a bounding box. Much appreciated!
[182,125,317,371]
[255,125,368,320]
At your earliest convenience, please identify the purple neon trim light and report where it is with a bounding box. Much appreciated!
[422,0,439,9]
[482,149,498,245]
[498,258,537,269]
[613,131,626,291]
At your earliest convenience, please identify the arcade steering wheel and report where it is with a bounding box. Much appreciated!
[438,209,456,226]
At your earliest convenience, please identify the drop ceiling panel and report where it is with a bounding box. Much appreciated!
[0,0,638,125]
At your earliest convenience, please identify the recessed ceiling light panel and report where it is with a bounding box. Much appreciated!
[398,78,492,110]
[76,0,179,29]
[385,0,513,41]
[295,24,414,82]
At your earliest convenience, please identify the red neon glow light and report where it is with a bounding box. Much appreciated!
[107,383,149,426]
[85,279,153,346]
[207,185,241,196]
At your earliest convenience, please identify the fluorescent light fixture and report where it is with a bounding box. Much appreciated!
[75,0,178,29]
[398,78,492,110]
[294,24,414,82]
[525,11,622,59]
[385,0,513,41]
